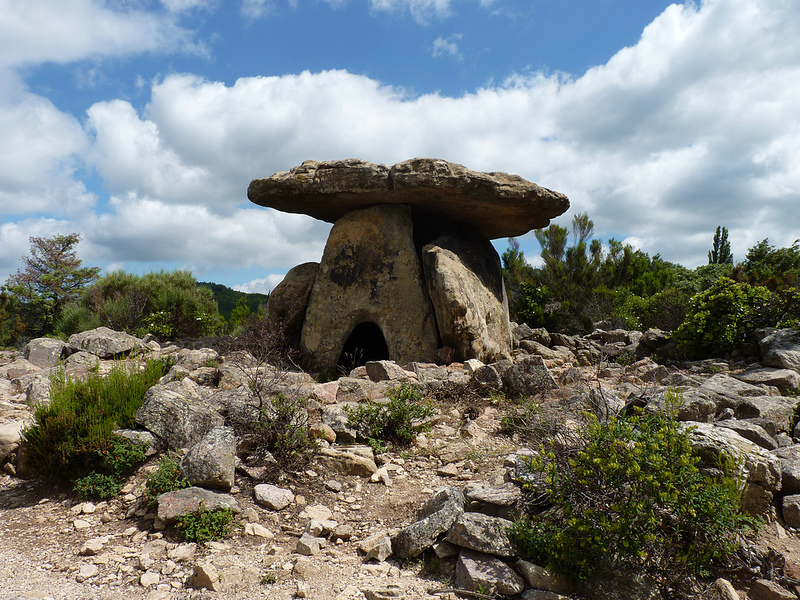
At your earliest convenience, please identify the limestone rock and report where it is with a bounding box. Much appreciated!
[782,494,800,528]
[301,204,439,371]
[190,562,222,591]
[422,233,511,363]
[295,532,322,556]
[759,328,800,373]
[446,512,518,557]
[0,420,25,464]
[135,383,224,450]
[735,367,800,395]
[67,326,142,358]
[267,261,319,347]
[316,446,378,476]
[180,426,236,490]
[248,158,569,240]
[156,487,240,524]
[392,487,466,559]
[748,578,796,600]
[454,549,525,596]
[23,338,67,368]
[254,483,295,510]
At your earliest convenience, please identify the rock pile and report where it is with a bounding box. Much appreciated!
[250,158,570,370]
[2,324,800,598]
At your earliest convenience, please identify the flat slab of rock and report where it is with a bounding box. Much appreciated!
[248,158,569,239]
[67,326,142,358]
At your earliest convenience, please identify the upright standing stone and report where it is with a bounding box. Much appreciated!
[422,232,511,362]
[301,204,439,371]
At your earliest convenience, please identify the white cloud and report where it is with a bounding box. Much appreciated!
[370,0,453,24]
[432,33,463,61]
[0,87,95,218]
[234,274,286,294]
[0,0,205,69]
[3,0,800,287]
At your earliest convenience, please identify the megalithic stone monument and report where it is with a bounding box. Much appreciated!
[248,158,569,372]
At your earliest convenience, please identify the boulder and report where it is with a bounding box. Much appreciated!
[759,328,800,373]
[0,420,26,464]
[156,487,240,524]
[455,549,525,596]
[180,426,236,491]
[735,367,800,395]
[446,512,518,557]
[67,327,142,358]
[301,204,439,371]
[253,483,295,510]
[135,383,224,450]
[392,487,466,559]
[23,338,67,368]
[315,446,378,477]
[248,158,569,240]
[422,232,512,363]
[267,261,319,347]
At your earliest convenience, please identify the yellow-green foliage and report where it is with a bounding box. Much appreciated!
[509,401,757,583]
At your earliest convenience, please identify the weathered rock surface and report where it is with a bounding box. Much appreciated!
[180,426,236,490]
[156,487,241,523]
[759,329,800,373]
[248,158,569,240]
[301,204,439,370]
[23,338,67,368]
[267,261,319,347]
[135,383,224,450]
[392,487,466,559]
[67,327,142,358]
[455,549,525,595]
[422,233,511,363]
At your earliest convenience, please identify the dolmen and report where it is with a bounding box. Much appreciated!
[248,158,569,371]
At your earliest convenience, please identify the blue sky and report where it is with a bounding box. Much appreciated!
[2,0,799,293]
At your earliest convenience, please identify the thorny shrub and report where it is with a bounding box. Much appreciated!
[145,453,190,508]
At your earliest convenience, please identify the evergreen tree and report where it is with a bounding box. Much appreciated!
[708,226,733,265]
[3,234,99,338]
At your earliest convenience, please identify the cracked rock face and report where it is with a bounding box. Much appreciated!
[248,158,569,239]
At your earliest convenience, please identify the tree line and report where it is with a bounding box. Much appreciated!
[1,225,798,359]
[503,215,800,357]
[0,234,267,347]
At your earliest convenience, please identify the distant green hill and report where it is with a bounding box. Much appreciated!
[198,282,269,321]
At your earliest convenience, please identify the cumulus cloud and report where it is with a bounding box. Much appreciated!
[234,274,286,294]
[432,33,463,61]
[2,0,800,286]
[0,0,205,68]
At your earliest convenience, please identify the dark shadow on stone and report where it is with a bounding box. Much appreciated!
[338,322,390,370]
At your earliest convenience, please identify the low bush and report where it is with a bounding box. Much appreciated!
[145,454,190,508]
[508,394,758,587]
[22,358,171,480]
[175,503,236,544]
[74,472,122,500]
[345,384,435,452]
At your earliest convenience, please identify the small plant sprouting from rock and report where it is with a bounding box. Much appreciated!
[145,453,190,508]
[344,384,435,452]
[508,391,759,587]
[175,502,235,545]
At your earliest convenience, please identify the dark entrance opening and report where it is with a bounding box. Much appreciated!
[337,322,390,370]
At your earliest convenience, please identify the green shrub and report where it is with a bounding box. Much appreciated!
[508,399,757,585]
[56,269,224,340]
[145,453,190,508]
[74,471,122,500]
[345,384,435,451]
[22,358,171,480]
[175,503,235,544]
[674,277,772,356]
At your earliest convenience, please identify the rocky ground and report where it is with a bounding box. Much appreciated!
[2,326,800,600]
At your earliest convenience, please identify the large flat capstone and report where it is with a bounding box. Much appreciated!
[248,158,569,239]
